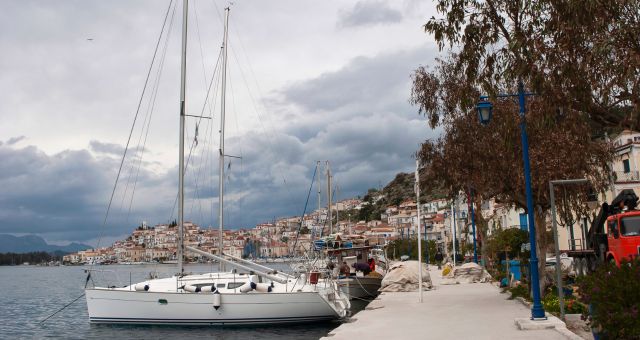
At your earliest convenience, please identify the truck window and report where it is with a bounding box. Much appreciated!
[620,216,640,236]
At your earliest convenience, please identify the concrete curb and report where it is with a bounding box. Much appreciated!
[514,317,582,340]
[512,307,584,340]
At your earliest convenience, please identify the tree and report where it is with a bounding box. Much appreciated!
[418,0,640,131]
[486,228,529,260]
[413,60,616,294]
[426,239,438,264]
[414,88,613,294]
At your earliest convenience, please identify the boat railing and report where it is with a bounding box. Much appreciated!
[85,267,173,289]
[84,268,124,288]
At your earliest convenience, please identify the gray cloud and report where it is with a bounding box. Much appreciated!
[7,136,26,145]
[89,140,125,156]
[281,48,433,112]
[338,1,403,28]
[217,47,438,227]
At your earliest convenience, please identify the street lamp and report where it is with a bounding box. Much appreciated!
[476,100,493,125]
[476,80,546,320]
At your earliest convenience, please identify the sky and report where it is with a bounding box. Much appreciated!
[0,0,440,246]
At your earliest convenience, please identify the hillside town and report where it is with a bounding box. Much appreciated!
[65,129,640,266]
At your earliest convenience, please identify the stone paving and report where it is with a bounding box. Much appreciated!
[324,265,578,340]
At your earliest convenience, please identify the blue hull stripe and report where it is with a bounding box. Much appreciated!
[89,315,336,325]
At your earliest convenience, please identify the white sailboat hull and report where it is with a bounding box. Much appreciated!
[86,289,342,325]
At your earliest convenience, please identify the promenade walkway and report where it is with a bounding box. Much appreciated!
[324,265,579,340]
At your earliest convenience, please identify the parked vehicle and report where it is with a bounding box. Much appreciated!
[567,189,640,275]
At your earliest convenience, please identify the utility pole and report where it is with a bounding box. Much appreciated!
[451,200,457,266]
[415,159,423,302]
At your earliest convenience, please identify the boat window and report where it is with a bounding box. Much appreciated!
[192,283,215,288]
[227,282,244,289]
[621,215,640,236]
[217,283,226,288]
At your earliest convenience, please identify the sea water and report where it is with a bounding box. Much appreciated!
[0,263,366,339]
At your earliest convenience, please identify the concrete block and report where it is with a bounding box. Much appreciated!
[515,314,584,339]
[515,314,565,330]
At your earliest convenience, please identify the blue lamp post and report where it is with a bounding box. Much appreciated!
[476,80,546,320]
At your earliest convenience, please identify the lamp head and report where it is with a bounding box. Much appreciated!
[476,100,493,125]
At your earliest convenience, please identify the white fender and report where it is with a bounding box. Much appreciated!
[238,281,254,293]
[183,284,199,293]
[254,283,273,293]
[134,283,150,291]
[200,285,215,293]
[212,291,221,310]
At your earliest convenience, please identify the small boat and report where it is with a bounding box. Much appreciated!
[297,238,384,300]
[326,245,384,300]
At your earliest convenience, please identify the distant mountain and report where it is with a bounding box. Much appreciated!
[0,234,92,254]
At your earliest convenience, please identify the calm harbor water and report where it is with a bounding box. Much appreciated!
[0,263,366,339]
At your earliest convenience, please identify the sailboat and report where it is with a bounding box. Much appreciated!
[85,2,350,325]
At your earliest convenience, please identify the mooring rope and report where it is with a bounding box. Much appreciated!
[39,293,86,324]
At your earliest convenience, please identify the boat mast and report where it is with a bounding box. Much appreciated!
[218,6,230,271]
[335,183,339,226]
[327,161,332,235]
[316,161,321,225]
[177,0,189,275]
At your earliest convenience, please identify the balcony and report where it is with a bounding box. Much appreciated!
[614,171,640,182]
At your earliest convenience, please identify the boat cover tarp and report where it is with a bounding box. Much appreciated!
[379,261,432,292]
[442,262,492,284]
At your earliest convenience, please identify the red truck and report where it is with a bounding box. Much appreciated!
[568,189,640,276]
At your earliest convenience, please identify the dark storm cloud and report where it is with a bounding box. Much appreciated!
[338,0,403,28]
[0,139,175,243]
[0,142,109,240]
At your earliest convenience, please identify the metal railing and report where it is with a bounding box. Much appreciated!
[567,238,584,251]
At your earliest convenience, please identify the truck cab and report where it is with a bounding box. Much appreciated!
[606,211,640,265]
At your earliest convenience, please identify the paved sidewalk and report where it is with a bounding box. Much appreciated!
[324,266,574,340]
